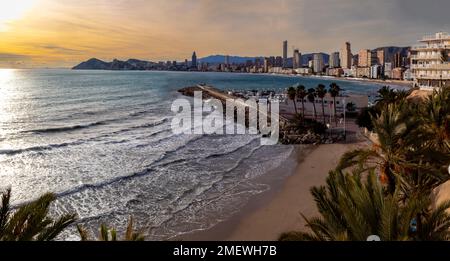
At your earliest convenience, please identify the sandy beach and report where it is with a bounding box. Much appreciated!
[180,137,368,241]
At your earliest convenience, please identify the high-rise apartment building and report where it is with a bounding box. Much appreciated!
[313,53,324,74]
[225,55,230,66]
[411,32,450,90]
[293,49,301,69]
[377,49,385,65]
[275,56,283,67]
[394,52,402,68]
[263,58,270,73]
[329,52,340,68]
[283,40,288,68]
[191,51,197,69]
[384,62,393,78]
[358,49,371,67]
[340,42,352,69]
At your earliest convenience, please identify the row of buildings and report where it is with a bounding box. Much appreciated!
[294,32,449,90]
[186,44,413,80]
[172,32,449,90]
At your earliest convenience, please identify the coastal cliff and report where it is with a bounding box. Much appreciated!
[72,58,154,70]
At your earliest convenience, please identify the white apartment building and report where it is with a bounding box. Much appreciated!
[411,32,450,90]
[313,53,324,74]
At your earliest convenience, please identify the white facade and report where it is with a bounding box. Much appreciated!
[343,68,355,77]
[294,67,312,75]
[411,32,450,90]
[370,64,382,79]
[313,53,324,74]
[329,52,340,68]
[384,62,393,78]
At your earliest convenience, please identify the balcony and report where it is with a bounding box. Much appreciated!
[411,63,450,70]
[410,54,444,61]
[416,74,450,80]
[420,32,450,42]
[411,44,450,50]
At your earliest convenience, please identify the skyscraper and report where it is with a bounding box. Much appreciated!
[377,49,385,65]
[263,58,270,73]
[293,49,301,69]
[329,52,340,68]
[225,55,230,66]
[275,56,283,67]
[313,53,324,74]
[282,40,288,68]
[358,49,371,67]
[340,42,352,69]
[394,52,402,68]
[191,52,197,68]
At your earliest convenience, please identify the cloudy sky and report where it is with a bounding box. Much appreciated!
[0,0,449,68]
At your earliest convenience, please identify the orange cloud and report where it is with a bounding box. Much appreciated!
[0,0,448,68]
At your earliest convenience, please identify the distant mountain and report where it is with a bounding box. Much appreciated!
[301,53,330,66]
[373,46,410,62]
[72,58,111,70]
[198,55,264,64]
[126,59,154,69]
[73,58,157,70]
[73,48,404,70]
[198,53,330,66]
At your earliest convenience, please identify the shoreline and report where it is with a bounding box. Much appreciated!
[178,139,368,241]
[65,68,413,89]
[256,72,412,89]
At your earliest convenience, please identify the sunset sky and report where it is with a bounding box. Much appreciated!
[0,0,449,68]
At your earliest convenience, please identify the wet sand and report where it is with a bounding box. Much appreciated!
[179,140,367,241]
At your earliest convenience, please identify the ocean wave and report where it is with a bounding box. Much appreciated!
[0,141,84,156]
[2,118,171,156]
[53,167,155,199]
[14,136,204,202]
[23,117,170,135]
[202,136,260,160]
[23,120,111,134]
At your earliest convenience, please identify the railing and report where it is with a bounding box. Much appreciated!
[410,54,444,60]
[411,63,450,70]
[411,44,450,50]
[421,32,450,41]
[416,74,450,80]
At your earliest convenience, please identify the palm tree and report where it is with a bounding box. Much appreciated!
[279,169,450,241]
[296,85,307,118]
[416,87,450,152]
[287,86,298,115]
[316,84,327,124]
[307,88,317,120]
[338,90,450,197]
[329,83,341,125]
[375,86,398,108]
[0,188,76,241]
[337,102,417,194]
[77,216,144,241]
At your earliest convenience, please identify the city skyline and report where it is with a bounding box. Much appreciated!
[0,0,449,68]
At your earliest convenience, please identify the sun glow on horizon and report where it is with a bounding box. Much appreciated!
[0,1,37,31]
